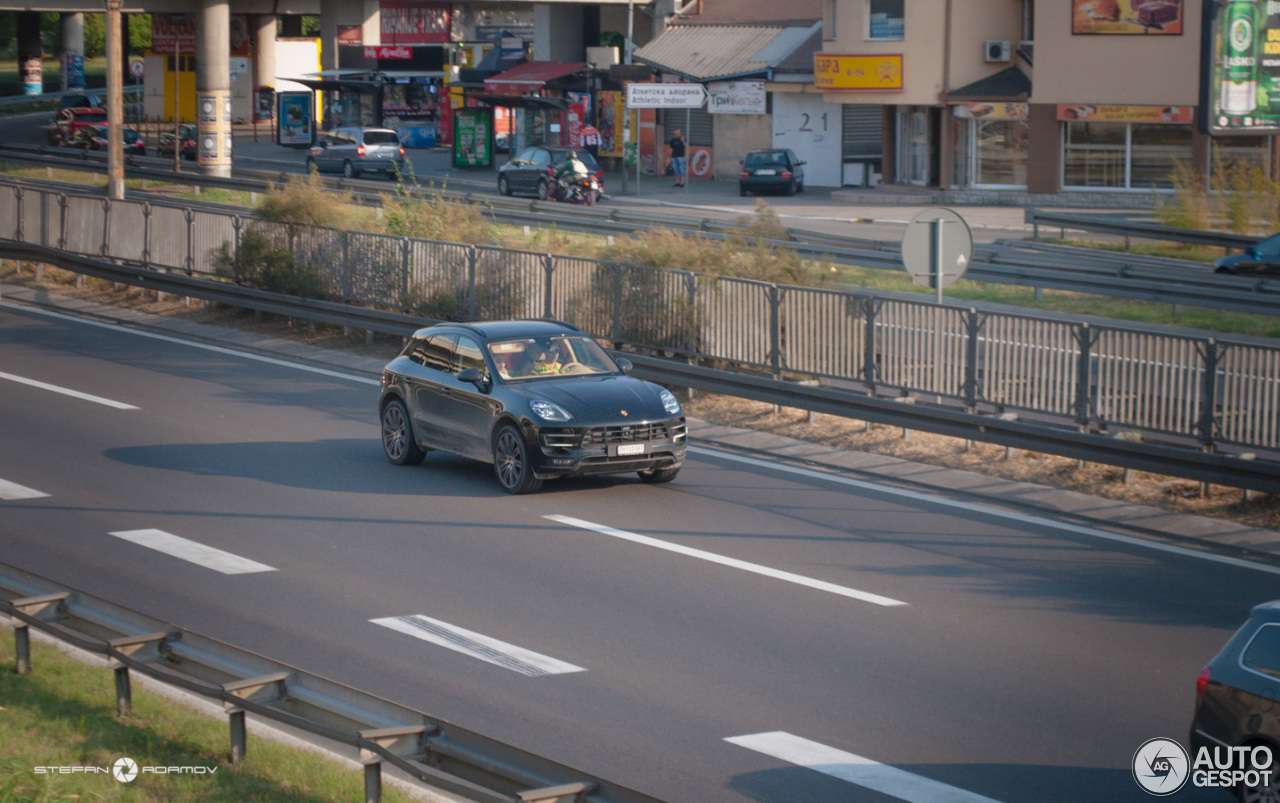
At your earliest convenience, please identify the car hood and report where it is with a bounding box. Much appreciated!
[509,375,673,422]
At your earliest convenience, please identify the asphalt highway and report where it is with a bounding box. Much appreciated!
[2,293,1273,802]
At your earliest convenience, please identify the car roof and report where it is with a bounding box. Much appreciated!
[411,319,585,341]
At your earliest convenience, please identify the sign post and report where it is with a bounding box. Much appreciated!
[902,208,973,377]
[625,83,707,195]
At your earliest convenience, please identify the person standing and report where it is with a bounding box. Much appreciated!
[668,127,687,188]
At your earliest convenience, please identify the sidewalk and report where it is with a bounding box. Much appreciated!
[3,278,1277,564]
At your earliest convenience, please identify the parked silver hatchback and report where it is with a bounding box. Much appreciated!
[306,127,405,179]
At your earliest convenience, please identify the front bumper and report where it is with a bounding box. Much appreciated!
[531,417,687,478]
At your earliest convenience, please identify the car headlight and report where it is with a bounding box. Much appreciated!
[530,399,573,422]
[660,389,682,415]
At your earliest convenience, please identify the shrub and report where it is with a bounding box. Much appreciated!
[212,228,328,298]
[257,172,354,228]
[381,168,498,244]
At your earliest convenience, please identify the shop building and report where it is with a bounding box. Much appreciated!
[817,0,1276,207]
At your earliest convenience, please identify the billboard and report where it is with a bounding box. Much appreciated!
[1201,0,1280,135]
[1071,0,1183,35]
[813,54,903,91]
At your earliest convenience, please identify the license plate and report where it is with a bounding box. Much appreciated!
[756,169,776,175]
[616,443,646,456]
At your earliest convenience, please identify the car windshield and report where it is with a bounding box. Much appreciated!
[487,335,618,380]
[744,152,787,168]
[363,130,400,145]
[1254,233,1280,255]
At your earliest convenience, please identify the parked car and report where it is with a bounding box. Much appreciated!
[497,146,605,200]
[1190,600,1280,800]
[53,93,102,123]
[1214,233,1280,276]
[379,319,686,494]
[739,149,805,196]
[47,106,108,146]
[156,124,198,160]
[306,127,405,179]
[67,125,147,156]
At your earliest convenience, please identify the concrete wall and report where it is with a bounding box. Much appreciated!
[712,111,772,178]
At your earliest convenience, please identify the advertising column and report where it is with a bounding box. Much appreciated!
[198,90,232,169]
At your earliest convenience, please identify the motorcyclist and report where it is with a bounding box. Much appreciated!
[554,151,590,200]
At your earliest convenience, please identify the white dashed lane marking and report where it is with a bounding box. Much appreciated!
[0,370,139,409]
[545,515,908,607]
[108,529,277,574]
[0,478,50,500]
[371,615,586,677]
[726,731,1005,803]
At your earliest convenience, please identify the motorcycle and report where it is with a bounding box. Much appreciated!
[554,174,600,206]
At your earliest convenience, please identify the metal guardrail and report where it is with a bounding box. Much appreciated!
[4,239,1280,495]
[0,562,658,803]
[1024,208,1259,250]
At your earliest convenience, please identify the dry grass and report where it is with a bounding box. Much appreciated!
[5,259,1276,533]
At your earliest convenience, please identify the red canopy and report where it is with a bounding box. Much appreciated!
[484,61,586,95]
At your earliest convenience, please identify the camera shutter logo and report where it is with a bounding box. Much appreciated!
[1133,738,1189,795]
[113,756,139,783]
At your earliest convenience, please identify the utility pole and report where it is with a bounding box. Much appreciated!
[620,0,633,195]
[105,0,125,199]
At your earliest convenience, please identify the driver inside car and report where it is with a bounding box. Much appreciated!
[528,345,563,375]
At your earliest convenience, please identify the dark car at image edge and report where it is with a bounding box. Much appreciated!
[1215,233,1280,276]
[1190,600,1280,802]
[378,319,686,494]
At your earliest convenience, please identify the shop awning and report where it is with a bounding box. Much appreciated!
[484,61,587,94]
[944,67,1031,102]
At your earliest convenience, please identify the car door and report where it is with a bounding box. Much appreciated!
[405,334,457,450]
[788,149,805,183]
[509,148,538,193]
[529,148,553,194]
[440,335,503,461]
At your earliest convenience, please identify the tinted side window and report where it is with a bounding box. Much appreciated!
[455,336,486,374]
[423,335,457,373]
[1243,624,1280,679]
[516,148,537,162]
[532,149,552,166]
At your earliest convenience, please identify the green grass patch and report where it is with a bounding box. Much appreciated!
[0,626,414,802]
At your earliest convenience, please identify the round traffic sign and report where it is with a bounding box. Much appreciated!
[129,58,145,78]
[901,207,973,290]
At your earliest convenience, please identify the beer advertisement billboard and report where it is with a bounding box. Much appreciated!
[1203,0,1280,135]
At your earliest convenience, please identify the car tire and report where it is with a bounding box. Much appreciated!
[305,156,318,174]
[498,175,511,196]
[493,424,542,494]
[537,180,550,201]
[342,160,357,179]
[381,400,426,466]
[1239,752,1280,803]
[638,466,680,484]
[785,180,797,197]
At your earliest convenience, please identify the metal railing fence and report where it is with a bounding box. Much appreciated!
[4,183,1280,456]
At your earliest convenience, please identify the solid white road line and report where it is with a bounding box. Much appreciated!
[0,478,50,500]
[544,514,908,607]
[726,731,1004,803]
[0,369,138,409]
[691,445,1280,578]
[108,529,277,575]
[371,615,585,677]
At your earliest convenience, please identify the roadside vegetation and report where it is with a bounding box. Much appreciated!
[0,624,414,802]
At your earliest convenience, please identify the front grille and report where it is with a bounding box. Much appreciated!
[583,420,682,445]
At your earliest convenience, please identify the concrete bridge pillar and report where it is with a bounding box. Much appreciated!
[196,0,233,177]
[254,15,277,93]
[60,13,86,91]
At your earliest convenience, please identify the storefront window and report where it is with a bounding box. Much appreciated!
[976,119,1027,186]
[1064,121,1192,190]
[1063,122,1127,188]
[1130,124,1193,190]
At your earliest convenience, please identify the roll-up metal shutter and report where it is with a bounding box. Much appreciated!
[663,106,714,146]
[842,104,882,159]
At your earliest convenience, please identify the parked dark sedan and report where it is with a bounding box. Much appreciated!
[1215,233,1280,275]
[379,320,686,494]
[739,149,805,196]
[1190,600,1280,801]
[497,146,604,200]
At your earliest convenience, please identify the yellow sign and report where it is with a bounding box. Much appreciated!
[814,54,903,91]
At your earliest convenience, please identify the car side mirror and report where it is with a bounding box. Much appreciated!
[457,367,489,389]
[1247,246,1260,258]
[797,160,806,166]
[615,357,633,374]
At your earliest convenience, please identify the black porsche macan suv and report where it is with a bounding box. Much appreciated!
[379,320,687,494]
